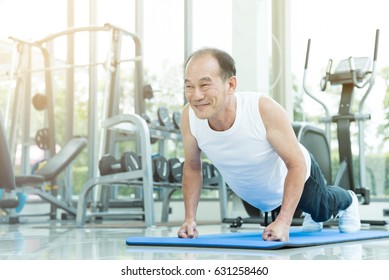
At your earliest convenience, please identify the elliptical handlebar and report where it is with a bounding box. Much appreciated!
[357,29,379,113]
[304,38,311,70]
[302,39,331,119]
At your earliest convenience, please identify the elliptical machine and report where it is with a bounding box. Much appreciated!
[302,29,380,205]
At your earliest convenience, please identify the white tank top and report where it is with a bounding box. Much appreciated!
[189,92,311,212]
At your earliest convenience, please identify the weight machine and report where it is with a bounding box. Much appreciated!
[5,23,144,177]
[2,23,144,222]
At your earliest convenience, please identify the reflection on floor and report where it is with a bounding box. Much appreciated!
[1,218,389,260]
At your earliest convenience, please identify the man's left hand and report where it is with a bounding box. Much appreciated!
[261,220,290,242]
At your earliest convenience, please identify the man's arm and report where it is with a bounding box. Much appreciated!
[177,104,203,238]
[259,96,307,241]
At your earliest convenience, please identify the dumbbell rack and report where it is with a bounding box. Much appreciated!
[146,122,228,224]
[76,114,155,227]
[75,113,229,227]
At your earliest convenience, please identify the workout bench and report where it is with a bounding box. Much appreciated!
[1,136,87,223]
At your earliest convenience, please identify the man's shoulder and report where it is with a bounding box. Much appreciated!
[235,92,263,105]
[236,91,262,97]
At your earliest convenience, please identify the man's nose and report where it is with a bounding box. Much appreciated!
[193,87,204,99]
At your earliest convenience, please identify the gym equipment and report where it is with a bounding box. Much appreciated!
[17,137,87,184]
[35,128,50,150]
[0,190,19,209]
[135,154,174,182]
[203,162,221,186]
[121,151,141,172]
[157,106,170,127]
[151,106,180,132]
[0,189,28,213]
[99,155,123,175]
[152,155,170,182]
[76,114,228,227]
[126,228,389,250]
[32,93,47,111]
[6,24,144,199]
[143,84,154,100]
[140,113,159,144]
[1,137,88,222]
[303,29,380,204]
[99,152,141,175]
[225,216,244,228]
[202,162,212,180]
[172,111,181,129]
[167,157,183,182]
[223,204,283,228]
[140,109,181,144]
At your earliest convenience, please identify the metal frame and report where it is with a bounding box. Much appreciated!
[6,24,143,177]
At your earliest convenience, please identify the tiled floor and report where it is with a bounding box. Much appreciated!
[1,217,389,260]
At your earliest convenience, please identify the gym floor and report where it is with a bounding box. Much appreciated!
[1,217,389,260]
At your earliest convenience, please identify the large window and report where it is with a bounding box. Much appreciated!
[142,0,185,117]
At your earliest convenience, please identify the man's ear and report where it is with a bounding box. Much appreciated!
[228,76,237,93]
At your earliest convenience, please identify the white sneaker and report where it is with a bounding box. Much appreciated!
[338,190,361,233]
[302,213,323,232]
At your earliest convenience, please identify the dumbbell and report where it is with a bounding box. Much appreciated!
[159,108,181,130]
[121,151,141,172]
[135,154,170,182]
[222,216,244,228]
[99,154,123,175]
[35,128,50,150]
[168,157,183,182]
[99,152,141,176]
[172,111,181,130]
[157,106,171,127]
[202,162,221,185]
[152,155,170,182]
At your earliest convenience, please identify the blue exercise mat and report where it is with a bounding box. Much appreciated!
[126,228,389,250]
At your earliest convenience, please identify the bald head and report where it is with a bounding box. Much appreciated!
[185,48,236,81]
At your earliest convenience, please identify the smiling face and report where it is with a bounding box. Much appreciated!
[184,54,235,121]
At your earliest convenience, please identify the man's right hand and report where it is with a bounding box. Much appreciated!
[177,220,198,238]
